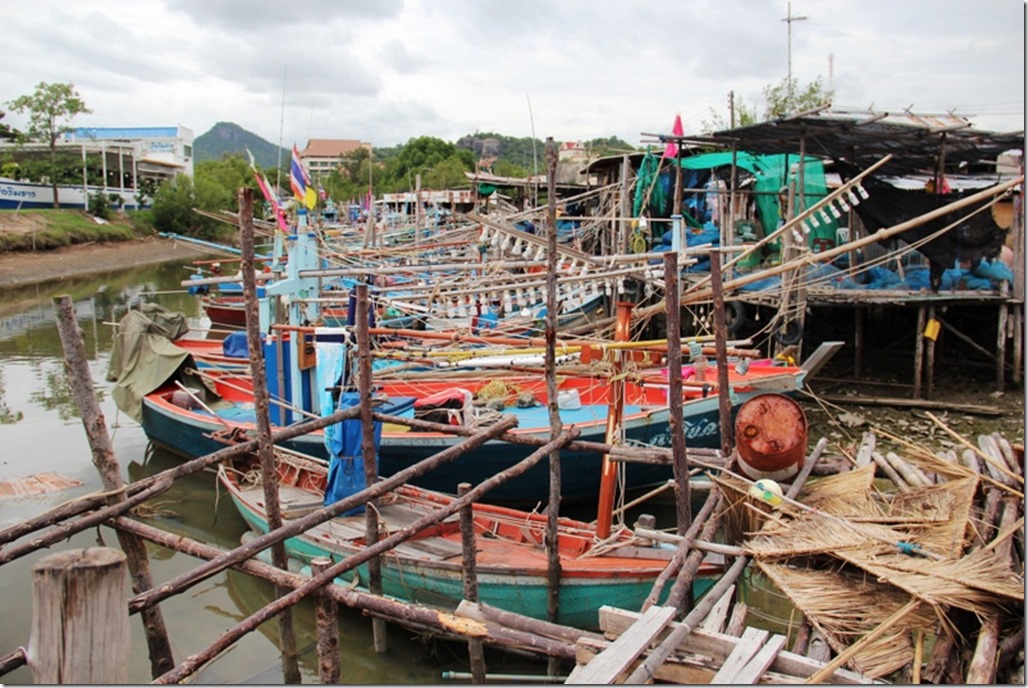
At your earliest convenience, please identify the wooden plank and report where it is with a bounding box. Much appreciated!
[800,340,844,380]
[698,584,735,634]
[711,626,769,683]
[566,605,677,684]
[597,606,873,683]
[733,633,788,684]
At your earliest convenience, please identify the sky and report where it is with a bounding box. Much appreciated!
[2,0,1024,153]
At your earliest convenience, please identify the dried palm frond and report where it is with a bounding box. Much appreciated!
[881,477,979,556]
[794,464,879,516]
[744,505,945,561]
[757,560,939,678]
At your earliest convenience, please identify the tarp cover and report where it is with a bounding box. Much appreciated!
[106,303,193,423]
[324,391,382,515]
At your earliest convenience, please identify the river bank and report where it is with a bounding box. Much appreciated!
[0,237,211,289]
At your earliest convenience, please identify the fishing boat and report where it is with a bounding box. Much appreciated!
[217,446,721,630]
[138,357,807,504]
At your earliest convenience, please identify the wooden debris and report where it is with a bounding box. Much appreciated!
[0,472,82,499]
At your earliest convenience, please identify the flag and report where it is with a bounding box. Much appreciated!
[663,113,684,159]
[290,145,318,210]
[247,148,290,234]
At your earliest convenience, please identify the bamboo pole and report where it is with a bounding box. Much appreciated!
[52,295,175,677]
[664,251,691,536]
[152,428,580,684]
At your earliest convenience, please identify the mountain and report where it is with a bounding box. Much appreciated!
[194,122,287,169]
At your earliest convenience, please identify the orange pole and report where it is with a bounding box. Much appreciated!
[595,301,634,539]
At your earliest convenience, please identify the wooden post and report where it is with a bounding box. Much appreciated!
[458,483,487,683]
[926,305,936,400]
[310,557,340,684]
[52,295,175,677]
[356,282,388,654]
[543,136,563,678]
[913,305,926,399]
[29,548,130,684]
[663,251,691,536]
[854,307,864,378]
[238,188,301,683]
[997,302,1008,392]
[708,249,733,456]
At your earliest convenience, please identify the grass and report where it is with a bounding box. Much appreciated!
[0,209,154,253]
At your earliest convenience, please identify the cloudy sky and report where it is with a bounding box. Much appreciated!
[3,0,1023,152]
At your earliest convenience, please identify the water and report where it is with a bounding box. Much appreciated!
[0,261,495,684]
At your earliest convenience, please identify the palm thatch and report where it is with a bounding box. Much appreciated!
[757,561,939,678]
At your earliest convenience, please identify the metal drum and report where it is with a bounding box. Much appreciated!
[735,393,808,482]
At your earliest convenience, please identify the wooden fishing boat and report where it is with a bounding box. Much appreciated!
[200,294,248,329]
[140,361,806,504]
[217,447,721,630]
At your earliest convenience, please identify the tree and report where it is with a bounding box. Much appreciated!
[6,82,91,208]
[702,76,833,133]
[0,110,17,141]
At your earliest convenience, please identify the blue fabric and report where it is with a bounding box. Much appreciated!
[222,331,250,358]
[324,391,382,514]
[973,258,1014,284]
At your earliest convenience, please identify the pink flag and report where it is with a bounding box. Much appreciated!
[663,113,684,158]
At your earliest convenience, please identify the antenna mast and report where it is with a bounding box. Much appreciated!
[782,2,808,101]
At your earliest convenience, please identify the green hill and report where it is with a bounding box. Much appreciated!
[194,122,287,169]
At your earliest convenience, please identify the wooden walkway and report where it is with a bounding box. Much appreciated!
[565,605,878,684]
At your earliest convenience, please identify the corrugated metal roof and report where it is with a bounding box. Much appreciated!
[647,108,1024,175]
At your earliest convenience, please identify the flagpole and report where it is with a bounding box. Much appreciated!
[276,64,287,195]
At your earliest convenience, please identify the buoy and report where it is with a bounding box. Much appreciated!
[748,478,783,506]
[735,393,807,482]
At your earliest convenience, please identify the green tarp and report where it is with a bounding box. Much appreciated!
[106,303,193,423]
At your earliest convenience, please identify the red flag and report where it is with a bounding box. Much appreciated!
[663,113,684,158]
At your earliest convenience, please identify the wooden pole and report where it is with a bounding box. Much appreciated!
[596,302,632,539]
[913,305,926,399]
[239,188,301,683]
[356,282,388,654]
[458,483,487,683]
[129,417,517,615]
[310,557,340,684]
[997,302,1008,392]
[543,137,563,679]
[926,305,937,399]
[52,295,175,677]
[663,251,691,536]
[152,428,580,684]
[112,517,578,662]
[709,249,733,456]
[29,548,130,684]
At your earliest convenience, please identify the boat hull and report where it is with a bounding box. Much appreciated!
[141,386,734,504]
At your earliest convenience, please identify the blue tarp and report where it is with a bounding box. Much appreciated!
[323,390,382,514]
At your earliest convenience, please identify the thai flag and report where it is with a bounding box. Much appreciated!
[290,145,317,209]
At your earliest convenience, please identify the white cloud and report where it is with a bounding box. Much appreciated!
[2,0,1022,152]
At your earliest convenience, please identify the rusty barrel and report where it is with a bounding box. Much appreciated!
[734,393,808,482]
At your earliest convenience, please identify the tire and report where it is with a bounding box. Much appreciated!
[774,319,804,346]
[725,301,747,335]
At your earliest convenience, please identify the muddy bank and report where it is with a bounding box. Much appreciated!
[0,237,210,289]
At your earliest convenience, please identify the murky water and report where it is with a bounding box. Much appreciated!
[0,262,479,684]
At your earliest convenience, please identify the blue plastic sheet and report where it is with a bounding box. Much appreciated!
[324,391,382,514]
